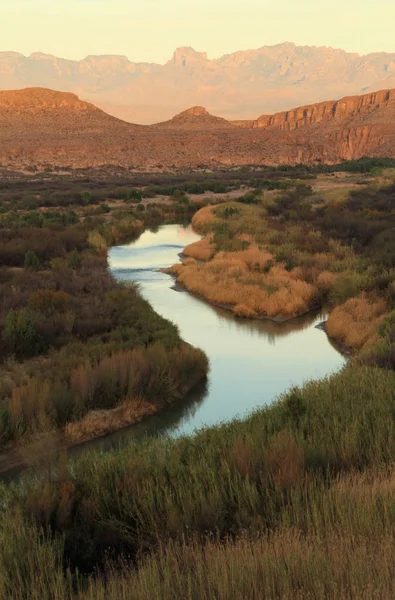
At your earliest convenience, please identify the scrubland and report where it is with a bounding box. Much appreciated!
[1,160,395,599]
[0,183,208,458]
[168,179,395,363]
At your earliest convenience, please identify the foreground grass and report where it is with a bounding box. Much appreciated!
[2,365,395,598]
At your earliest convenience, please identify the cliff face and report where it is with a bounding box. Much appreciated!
[1,87,395,169]
[240,89,395,131]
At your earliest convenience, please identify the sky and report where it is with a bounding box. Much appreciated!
[2,0,395,63]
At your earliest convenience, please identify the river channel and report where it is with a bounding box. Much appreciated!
[103,223,346,445]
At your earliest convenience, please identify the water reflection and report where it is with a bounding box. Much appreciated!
[101,224,346,444]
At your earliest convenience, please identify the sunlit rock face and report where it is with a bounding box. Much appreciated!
[1,86,395,169]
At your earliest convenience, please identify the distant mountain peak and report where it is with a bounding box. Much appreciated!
[0,87,94,111]
[2,43,395,125]
[29,52,56,60]
[170,47,208,66]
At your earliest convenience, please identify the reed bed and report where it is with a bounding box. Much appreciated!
[4,344,208,446]
[171,201,394,353]
[175,256,318,318]
[326,294,387,350]
[183,235,215,261]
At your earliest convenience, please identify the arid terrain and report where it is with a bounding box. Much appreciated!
[1,87,395,169]
[3,43,395,124]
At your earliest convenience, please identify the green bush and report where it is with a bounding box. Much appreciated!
[2,309,45,358]
[24,250,41,271]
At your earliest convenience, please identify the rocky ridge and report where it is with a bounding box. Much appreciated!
[1,87,395,169]
[238,89,395,131]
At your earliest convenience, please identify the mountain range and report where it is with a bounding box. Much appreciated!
[2,43,395,124]
[1,86,395,169]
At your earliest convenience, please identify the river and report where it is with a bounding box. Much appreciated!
[1,223,346,481]
[102,223,345,444]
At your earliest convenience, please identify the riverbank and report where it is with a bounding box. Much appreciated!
[0,358,207,479]
[0,201,209,468]
[165,197,393,358]
[106,224,344,438]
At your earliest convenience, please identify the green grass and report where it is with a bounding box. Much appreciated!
[1,365,395,598]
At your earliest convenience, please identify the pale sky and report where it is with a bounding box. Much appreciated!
[2,0,395,63]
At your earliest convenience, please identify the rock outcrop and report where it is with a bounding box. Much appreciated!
[153,106,235,130]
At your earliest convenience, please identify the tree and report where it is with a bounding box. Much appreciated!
[80,191,93,205]
[3,309,44,358]
[24,250,41,270]
[68,249,81,270]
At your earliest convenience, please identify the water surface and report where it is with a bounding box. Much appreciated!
[106,223,345,441]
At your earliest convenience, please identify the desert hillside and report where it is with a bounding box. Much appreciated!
[1,87,395,168]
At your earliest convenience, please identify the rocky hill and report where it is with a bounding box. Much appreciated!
[153,106,235,130]
[1,87,395,169]
[2,43,395,123]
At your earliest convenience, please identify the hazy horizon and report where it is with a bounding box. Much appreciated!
[3,40,395,65]
[2,0,395,63]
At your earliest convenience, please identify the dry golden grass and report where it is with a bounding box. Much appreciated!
[217,244,273,271]
[183,235,215,261]
[326,294,387,350]
[181,257,197,266]
[191,205,217,232]
[316,270,338,292]
[175,255,317,319]
[65,398,156,443]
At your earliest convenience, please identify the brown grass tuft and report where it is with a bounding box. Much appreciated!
[265,430,305,489]
[174,257,317,319]
[65,398,156,443]
[191,205,217,232]
[326,294,387,350]
[183,235,215,261]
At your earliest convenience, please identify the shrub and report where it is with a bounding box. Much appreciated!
[2,309,45,358]
[68,249,81,270]
[24,250,41,271]
[28,290,72,315]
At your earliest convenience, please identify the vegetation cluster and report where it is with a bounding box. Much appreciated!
[2,366,395,598]
[0,187,208,452]
[168,173,395,367]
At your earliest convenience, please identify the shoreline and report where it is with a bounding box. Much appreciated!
[169,275,322,324]
[170,221,353,354]
[0,370,207,480]
[168,275,350,358]
[315,320,353,357]
[0,216,346,480]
